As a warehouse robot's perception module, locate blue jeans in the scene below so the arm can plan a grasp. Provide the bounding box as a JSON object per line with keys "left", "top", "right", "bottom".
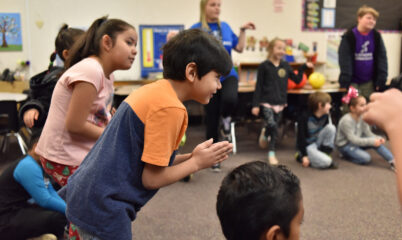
{"left": 306, "top": 124, "right": 336, "bottom": 168}
{"left": 338, "top": 144, "right": 394, "bottom": 165}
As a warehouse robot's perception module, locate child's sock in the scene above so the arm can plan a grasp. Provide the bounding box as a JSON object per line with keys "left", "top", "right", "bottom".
{"left": 222, "top": 116, "right": 232, "bottom": 132}
{"left": 268, "top": 151, "right": 278, "bottom": 165}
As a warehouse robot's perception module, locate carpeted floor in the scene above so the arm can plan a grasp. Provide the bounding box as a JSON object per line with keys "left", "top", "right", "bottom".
{"left": 1, "top": 122, "right": 401, "bottom": 239}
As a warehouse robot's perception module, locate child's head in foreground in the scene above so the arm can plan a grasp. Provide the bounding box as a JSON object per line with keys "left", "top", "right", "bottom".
{"left": 308, "top": 91, "right": 332, "bottom": 115}
{"left": 162, "top": 28, "right": 232, "bottom": 82}
{"left": 217, "top": 161, "right": 303, "bottom": 240}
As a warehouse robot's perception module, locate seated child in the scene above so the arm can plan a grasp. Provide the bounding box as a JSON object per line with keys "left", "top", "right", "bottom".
{"left": 296, "top": 91, "right": 338, "bottom": 169}
{"left": 0, "top": 130, "right": 67, "bottom": 240}
{"left": 216, "top": 161, "right": 304, "bottom": 240}
{"left": 63, "top": 29, "right": 234, "bottom": 240}
{"left": 336, "top": 89, "right": 395, "bottom": 170}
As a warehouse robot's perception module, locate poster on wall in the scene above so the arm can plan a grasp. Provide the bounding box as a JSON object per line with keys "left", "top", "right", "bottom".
{"left": 326, "top": 32, "right": 342, "bottom": 81}
{"left": 0, "top": 13, "right": 22, "bottom": 51}
{"left": 302, "top": 0, "right": 402, "bottom": 32}
{"left": 140, "top": 25, "right": 184, "bottom": 78}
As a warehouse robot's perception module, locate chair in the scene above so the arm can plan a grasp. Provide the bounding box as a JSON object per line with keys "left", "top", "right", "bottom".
{"left": 0, "top": 100, "right": 28, "bottom": 155}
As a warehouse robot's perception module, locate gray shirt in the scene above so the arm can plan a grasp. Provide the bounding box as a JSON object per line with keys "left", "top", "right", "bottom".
{"left": 335, "top": 113, "right": 377, "bottom": 147}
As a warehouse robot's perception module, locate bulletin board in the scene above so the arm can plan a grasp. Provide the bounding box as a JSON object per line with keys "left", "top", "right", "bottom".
{"left": 302, "top": 0, "right": 402, "bottom": 32}
{"left": 139, "top": 25, "right": 184, "bottom": 78}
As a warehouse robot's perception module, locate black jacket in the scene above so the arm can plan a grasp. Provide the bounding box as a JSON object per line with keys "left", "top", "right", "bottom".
{"left": 338, "top": 27, "right": 388, "bottom": 91}
{"left": 19, "top": 66, "right": 63, "bottom": 129}
{"left": 252, "top": 60, "right": 307, "bottom": 106}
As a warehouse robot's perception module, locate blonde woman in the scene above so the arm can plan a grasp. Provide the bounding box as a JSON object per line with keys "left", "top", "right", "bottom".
{"left": 190, "top": 0, "right": 255, "bottom": 171}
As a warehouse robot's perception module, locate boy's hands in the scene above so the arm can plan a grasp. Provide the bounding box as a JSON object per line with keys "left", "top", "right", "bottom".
{"left": 251, "top": 107, "right": 260, "bottom": 116}
{"left": 23, "top": 109, "right": 39, "bottom": 128}
{"left": 192, "top": 139, "right": 233, "bottom": 170}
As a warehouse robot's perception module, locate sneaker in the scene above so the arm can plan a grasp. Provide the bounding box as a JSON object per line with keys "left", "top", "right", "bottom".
{"left": 328, "top": 160, "right": 338, "bottom": 169}
{"left": 268, "top": 155, "right": 279, "bottom": 165}
{"left": 211, "top": 163, "right": 221, "bottom": 172}
{"left": 295, "top": 151, "right": 302, "bottom": 163}
{"left": 180, "top": 174, "right": 193, "bottom": 182}
{"left": 220, "top": 129, "right": 232, "bottom": 142}
{"left": 258, "top": 128, "right": 269, "bottom": 149}
{"left": 27, "top": 233, "right": 57, "bottom": 240}
{"left": 390, "top": 162, "right": 396, "bottom": 172}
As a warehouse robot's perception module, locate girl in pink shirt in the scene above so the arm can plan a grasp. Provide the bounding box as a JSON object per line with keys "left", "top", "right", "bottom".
{"left": 36, "top": 16, "right": 138, "bottom": 187}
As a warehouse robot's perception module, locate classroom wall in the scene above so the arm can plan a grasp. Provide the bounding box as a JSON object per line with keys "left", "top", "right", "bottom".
{"left": 0, "top": 0, "right": 400, "bottom": 82}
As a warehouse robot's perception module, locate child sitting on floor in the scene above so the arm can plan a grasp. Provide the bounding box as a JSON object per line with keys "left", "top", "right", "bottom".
{"left": 0, "top": 130, "right": 67, "bottom": 240}
{"left": 296, "top": 91, "right": 338, "bottom": 169}
{"left": 336, "top": 87, "right": 395, "bottom": 170}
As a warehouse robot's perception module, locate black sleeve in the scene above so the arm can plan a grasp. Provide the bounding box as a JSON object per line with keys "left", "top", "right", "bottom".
{"left": 252, "top": 63, "right": 266, "bottom": 107}
{"left": 338, "top": 35, "right": 353, "bottom": 89}
{"left": 19, "top": 99, "right": 47, "bottom": 127}
{"left": 375, "top": 35, "right": 388, "bottom": 91}
{"left": 296, "top": 113, "right": 309, "bottom": 157}
{"left": 287, "top": 63, "right": 307, "bottom": 84}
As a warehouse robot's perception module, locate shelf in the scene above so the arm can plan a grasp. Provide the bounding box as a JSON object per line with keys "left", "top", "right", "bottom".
{"left": 237, "top": 61, "right": 325, "bottom": 85}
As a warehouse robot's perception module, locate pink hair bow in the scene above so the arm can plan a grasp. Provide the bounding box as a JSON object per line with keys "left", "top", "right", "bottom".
{"left": 342, "top": 86, "right": 359, "bottom": 104}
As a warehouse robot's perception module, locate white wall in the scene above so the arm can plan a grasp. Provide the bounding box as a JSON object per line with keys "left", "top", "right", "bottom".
{"left": 0, "top": 0, "right": 400, "bottom": 82}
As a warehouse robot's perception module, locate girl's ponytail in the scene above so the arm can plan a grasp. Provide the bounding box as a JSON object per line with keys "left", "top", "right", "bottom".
{"left": 48, "top": 51, "right": 57, "bottom": 70}
{"left": 65, "top": 16, "right": 108, "bottom": 69}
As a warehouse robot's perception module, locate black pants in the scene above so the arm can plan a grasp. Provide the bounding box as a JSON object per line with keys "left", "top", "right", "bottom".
{"left": 205, "top": 76, "right": 238, "bottom": 142}
{"left": 0, "top": 205, "right": 67, "bottom": 240}
{"left": 261, "top": 106, "right": 282, "bottom": 151}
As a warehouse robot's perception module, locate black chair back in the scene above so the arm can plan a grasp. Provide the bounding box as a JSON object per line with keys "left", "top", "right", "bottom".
{"left": 0, "top": 100, "right": 20, "bottom": 133}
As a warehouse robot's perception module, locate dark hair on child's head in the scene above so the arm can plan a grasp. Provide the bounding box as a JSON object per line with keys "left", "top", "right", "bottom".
{"left": 65, "top": 16, "right": 135, "bottom": 69}
{"left": 162, "top": 29, "right": 232, "bottom": 81}
{"left": 48, "top": 24, "right": 85, "bottom": 69}
{"left": 308, "top": 91, "right": 332, "bottom": 113}
{"left": 28, "top": 129, "right": 42, "bottom": 150}
{"left": 217, "top": 161, "right": 302, "bottom": 240}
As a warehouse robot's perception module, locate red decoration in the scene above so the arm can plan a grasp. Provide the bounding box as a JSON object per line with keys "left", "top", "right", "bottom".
{"left": 288, "top": 70, "right": 307, "bottom": 89}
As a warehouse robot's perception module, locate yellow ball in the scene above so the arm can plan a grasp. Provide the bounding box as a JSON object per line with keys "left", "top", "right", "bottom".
{"left": 308, "top": 72, "right": 325, "bottom": 89}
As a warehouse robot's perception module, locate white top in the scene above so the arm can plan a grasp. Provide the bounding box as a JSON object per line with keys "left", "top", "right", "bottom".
{"left": 0, "top": 92, "right": 28, "bottom": 102}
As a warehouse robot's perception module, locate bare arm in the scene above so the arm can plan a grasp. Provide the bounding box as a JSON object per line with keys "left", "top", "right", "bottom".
{"left": 173, "top": 153, "right": 192, "bottom": 165}
{"left": 142, "top": 140, "right": 232, "bottom": 190}
{"left": 65, "top": 81, "right": 104, "bottom": 140}
{"left": 363, "top": 89, "right": 402, "bottom": 205}
{"left": 234, "top": 22, "right": 256, "bottom": 53}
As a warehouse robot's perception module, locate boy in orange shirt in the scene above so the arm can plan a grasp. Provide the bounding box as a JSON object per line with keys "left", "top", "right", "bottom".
{"left": 64, "top": 29, "right": 233, "bottom": 240}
